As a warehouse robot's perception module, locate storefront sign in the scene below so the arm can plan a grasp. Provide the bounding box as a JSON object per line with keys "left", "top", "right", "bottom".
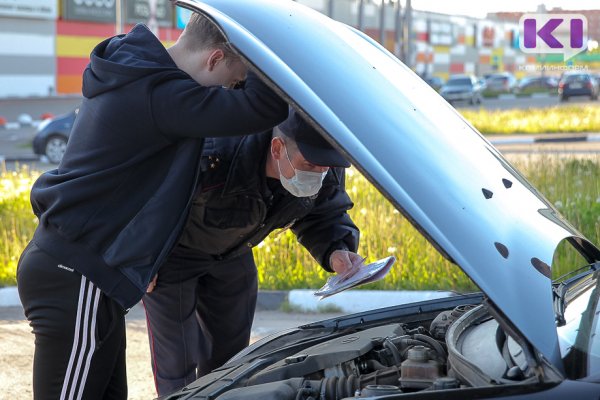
{"left": 64, "top": 0, "right": 116, "bottom": 23}
{"left": 0, "top": 0, "right": 56, "bottom": 19}
{"left": 126, "top": 0, "right": 173, "bottom": 27}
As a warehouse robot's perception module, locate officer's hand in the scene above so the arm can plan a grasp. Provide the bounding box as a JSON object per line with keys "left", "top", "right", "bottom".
{"left": 146, "top": 274, "right": 158, "bottom": 293}
{"left": 329, "top": 250, "right": 365, "bottom": 276}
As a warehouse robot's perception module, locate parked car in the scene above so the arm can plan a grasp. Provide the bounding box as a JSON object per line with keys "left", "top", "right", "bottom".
{"left": 558, "top": 72, "right": 599, "bottom": 101}
{"left": 422, "top": 76, "right": 444, "bottom": 92}
{"left": 439, "top": 74, "right": 483, "bottom": 104}
{"left": 516, "top": 76, "right": 559, "bottom": 93}
{"left": 165, "top": 1, "right": 600, "bottom": 399}
{"left": 484, "top": 72, "right": 518, "bottom": 93}
{"left": 32, "top": 108, "right": 77, "bottom": 164}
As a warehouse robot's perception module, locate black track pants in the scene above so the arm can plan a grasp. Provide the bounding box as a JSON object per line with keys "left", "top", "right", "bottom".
{"left": 17, "top": 242, "right": 128, "bottom": 400}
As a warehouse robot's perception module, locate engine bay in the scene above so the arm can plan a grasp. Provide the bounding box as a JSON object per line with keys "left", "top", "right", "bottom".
{"left": 168, "top": 302, "right": 558, "bottom": 399}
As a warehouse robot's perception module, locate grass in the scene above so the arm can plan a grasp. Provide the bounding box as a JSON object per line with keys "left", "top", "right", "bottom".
{"left": 1, "top": 156, "right": 599, "bottom": 292}
{"left": 460, "top": 105, "right": 600, "bottom": 134}
{"left": 482, "top": 88, "right": 558, "bottom": 98}
{"left": 0, "top": 164, "right": 40, "bottom": 287}
{"left": 515, "top": 88, "right": 558, "bottom": 97}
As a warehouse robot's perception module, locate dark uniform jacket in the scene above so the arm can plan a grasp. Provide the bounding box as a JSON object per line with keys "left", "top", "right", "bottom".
{"left": 174, "top": 132, "right": 359, "bottom": 271}
{"left": 28, "top": 25, "right": 287, "bottom": 309}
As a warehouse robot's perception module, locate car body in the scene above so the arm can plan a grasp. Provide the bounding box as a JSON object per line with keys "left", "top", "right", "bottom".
{"left": 165, "top": 1, "right": 600, "bottom": 398}
{"left": 439, "top": 74, "right": 483, "bottom": 104}
{"left": 484, "top": 72, "right": 518, "bottom": 93}
{"left": 32, "top": 108, "right": 77, "bottom": 164}
{"left": 558, "top": 72, "right": 599, "bottom": 101}
{"left": 422, "top": 76, "right": 444, "bottom": 92}
{"left": 516, "top": 76, "right": 559, "bottom": 93}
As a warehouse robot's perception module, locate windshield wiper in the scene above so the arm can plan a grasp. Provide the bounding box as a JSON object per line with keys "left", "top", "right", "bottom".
{"left": 552, "top": 262, "right": 599, "bottom": 284}
{"left": 552, "top": 282, "right": 567, "bottom": 327}
{"left": 552, "top": 262, "right": 599, "bottom": 327}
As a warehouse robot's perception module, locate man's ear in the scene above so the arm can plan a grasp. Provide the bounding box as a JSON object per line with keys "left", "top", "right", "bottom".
{"left": 271, "top": 137, "right": 283, "bottom": 160}
{"left": 207, "top": 48, "right": 225, "bottom": 71}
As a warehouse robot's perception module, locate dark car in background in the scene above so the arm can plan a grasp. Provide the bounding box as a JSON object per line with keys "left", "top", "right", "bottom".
{"left": 423, "top": 76, "right": 444, "bottom": 92}
{"left": 558, "top": 72, "right": 599, "bottom": 101}
{"left": 439, "top": 74, "right": 483, "bottom": 104}
{"left": 516, "top": 76, "right": 559, "bottom": 94}
{"left": 484, "top": 72, "right": 518, "bottom": 93}
{"left": 32, "top": 108, "right": 77, "bottom": 164}
{"left": 163, "top": 1, "right": 600, "bottom": 399}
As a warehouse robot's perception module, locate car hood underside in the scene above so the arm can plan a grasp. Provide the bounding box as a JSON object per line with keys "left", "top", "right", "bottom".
{"left": 175, "top": 0, "right": 600, "bottom": 367}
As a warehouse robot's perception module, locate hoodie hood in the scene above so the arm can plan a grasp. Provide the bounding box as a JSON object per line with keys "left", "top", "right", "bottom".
{"left": 83, "top": 24, "right": 178, "bottom": 98}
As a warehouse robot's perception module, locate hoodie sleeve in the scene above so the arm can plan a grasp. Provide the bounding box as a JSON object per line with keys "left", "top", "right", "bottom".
{"left": 151, "top": 70, "right": 288, "bottom": 139}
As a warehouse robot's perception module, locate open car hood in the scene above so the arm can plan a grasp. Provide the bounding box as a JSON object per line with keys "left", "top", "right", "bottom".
{"left": 175, "top": 0, "right": 600, "bottom": 367}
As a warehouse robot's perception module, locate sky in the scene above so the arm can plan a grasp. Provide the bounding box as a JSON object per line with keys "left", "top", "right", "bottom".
{"left": 410, "top": 0, "right": 600, "bottom": 19}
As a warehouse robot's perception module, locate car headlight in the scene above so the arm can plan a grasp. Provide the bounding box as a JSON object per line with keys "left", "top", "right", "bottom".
{"left": 36, "top": 118, "right": 52, "bottom": 132}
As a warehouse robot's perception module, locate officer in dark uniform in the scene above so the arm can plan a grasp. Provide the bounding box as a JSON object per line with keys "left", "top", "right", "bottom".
{"left": 143, "top": 108, "right": 361, "bottom": 396}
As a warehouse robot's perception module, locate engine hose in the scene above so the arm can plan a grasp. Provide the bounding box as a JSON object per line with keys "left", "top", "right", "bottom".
{"left": 384, "top": 338, "right": 402, "bottom": 365}
{"left": 392, "top": 337, "right": 430, "bottom": 350}
{"left": 303, "top": 368, "right": 402, "bottom": 399}
{"left": 296, "top": 381, "right": 319, "bottom": 400}
{"left": 364, "top": 359, "right": 387, "bottom": 371}
{"left": 413, "top": 333, "right": 447, "bottom": 360}
{"left": 326, "top": 376, "right": 338, "bottom": 398}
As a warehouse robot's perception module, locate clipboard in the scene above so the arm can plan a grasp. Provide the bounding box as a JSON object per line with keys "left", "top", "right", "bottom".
{"left": 314, "top": 256, "right": 396, "bottom": 299}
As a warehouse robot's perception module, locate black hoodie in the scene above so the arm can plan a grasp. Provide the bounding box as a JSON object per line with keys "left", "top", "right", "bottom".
{"left": 29, "top": 25, "right": 287, "bottom": 309}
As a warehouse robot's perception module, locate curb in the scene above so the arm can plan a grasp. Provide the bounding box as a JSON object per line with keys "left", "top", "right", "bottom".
{"left": 1, "top": 133, "right": 597, "bottom": 165}
{"left": 289, "top": 289, "right": 455, "bottom": 313}
{"left": 0, "top": 286, "right": 454, "bottom": 312}
{"left": 488, "top": 132, "right": 600, "bottom": 146}
{"left": 0, "top": 155, "right": 42, "bottom": 163}
{"left": 0, "top": 118, "right": 42, "bottom": 130}
{"left": 497, "top": 94, "right": 517, "bottom": 100}
{"left": 0, "top": 287, "right": 291, "bottom": 309}
{"left": 0, "top": 287, "right": 20, "bottom": 307}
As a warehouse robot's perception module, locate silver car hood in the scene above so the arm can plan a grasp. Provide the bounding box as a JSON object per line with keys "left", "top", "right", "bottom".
{"left": 177, "top": 0, "right": 600, "bottom": 367}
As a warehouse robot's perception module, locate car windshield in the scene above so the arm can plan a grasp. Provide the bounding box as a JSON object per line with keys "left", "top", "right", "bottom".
{"left": 564, "top": 74, "right": 588, "bottom": 83}
{"left": 447, "top": 78, "right": 472, "bottom": 86}
{"left": 557, "top": 267, "right": 600, "bottom": 380}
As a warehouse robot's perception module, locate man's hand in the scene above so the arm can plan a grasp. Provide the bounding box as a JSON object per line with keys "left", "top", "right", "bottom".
{"left": 329, "top": 250, "right": 365, "bottom": 276}
{"left": 146, "top": 274, "right": 158, "bottom": 293}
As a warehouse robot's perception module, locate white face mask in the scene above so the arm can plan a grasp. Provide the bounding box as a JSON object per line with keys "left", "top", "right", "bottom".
{"left": 277, "top": 145, "right": 327, "bottom": 197}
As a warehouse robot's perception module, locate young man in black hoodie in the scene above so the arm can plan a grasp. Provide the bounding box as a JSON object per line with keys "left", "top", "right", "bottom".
{"left": 16, "top": 12, "right": 287, "bottom": 399}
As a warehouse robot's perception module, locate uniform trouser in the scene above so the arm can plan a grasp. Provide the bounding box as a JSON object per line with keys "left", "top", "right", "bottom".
{"left": 17, "top": 242, "right": 128, "bottom": 400}
{"left": 142, "top": 250, "right": 258, "bottom": 397}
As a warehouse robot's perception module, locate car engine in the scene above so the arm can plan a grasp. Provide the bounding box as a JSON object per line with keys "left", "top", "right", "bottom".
{"left": 169, "top": 303, "right": 554, "bottom": 399}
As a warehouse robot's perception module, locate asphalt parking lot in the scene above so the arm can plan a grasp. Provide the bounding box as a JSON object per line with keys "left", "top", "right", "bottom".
{"left": 0, "top": 303, "right": 343, "bottom": 399}
{"left": 1, "top": 95, "right": 599, "bottom": 399}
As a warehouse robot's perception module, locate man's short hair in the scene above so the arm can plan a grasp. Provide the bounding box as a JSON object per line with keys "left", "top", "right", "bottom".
{"left": 181, "top": 12, "right": 240, "bottom": 63}
{"left": 273, "top": 126, "right": 298, "bottom": 152}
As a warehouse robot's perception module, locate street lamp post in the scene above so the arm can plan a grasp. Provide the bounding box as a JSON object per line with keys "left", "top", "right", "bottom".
{"left": 357, "top": 0, "right": 364, "bottom": 32}
{"left": 115, "top": 0, "right": 123, "bottom": 35}
{"left": 379, "top": 0, "right": 386, "bottom": 46}
{"left": 395, "top": 0, "right": 403, "bottom": 60}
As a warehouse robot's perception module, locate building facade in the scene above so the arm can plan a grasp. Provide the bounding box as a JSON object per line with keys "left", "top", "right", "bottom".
{"left": 0, "top": 0, "right": 597, "bottom": 98}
